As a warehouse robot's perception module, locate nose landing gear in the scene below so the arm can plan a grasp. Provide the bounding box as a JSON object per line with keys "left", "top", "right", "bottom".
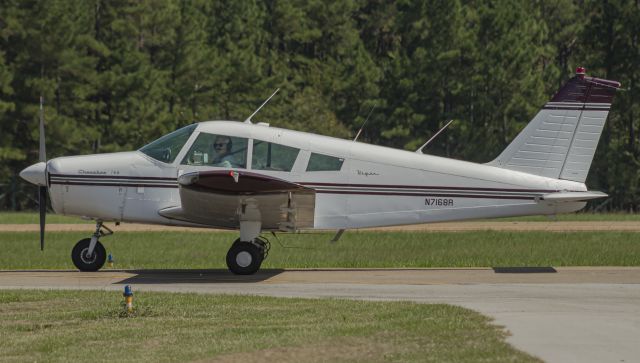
{"left": 71, "top": 221, "right": 112, "bottom": 271}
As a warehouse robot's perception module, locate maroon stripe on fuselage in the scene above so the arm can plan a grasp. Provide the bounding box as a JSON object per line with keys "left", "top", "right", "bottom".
{"left": 315, "top": 190, "right": 536, "bottom": 200}
{"left": 49, "top": 173, "right": 176, "bottom": 181}
{"left": 50, "top": 174, "right": 557, "bottom": 197}
{"left": 50, "top": 180, "right": 535, "bottom": 198}
{"left": 299, "top": 182, "right": 557, "bottom": 193}
{"left": 50, "top": 181, "right": 178, "bottom": 188}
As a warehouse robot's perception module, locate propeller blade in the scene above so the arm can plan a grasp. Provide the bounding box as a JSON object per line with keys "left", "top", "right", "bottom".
{"left": 38, "top": 96, "right": 47, "bottom": 250}
{"left": 39, "top": 185, "right": 46, "bottom": 251}
{"left": 39, "top": 96, "right": 46, "bottom": 162}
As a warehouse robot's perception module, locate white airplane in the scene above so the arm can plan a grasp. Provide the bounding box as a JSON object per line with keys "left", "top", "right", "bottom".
{"left": 20, "top": 67, "right": 620, "bottom": 274}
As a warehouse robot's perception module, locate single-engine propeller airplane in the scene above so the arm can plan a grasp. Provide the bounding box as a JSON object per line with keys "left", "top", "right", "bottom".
{"left": 20, "top": 67, "right": 621, "bottom": 274}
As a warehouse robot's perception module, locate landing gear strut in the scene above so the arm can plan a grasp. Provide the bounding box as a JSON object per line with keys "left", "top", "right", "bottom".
{"left": 226, "top": 236, "right": 270, "bottom": 275}
{"left": 71, "top": 221, "right": 112, "bottom": 271}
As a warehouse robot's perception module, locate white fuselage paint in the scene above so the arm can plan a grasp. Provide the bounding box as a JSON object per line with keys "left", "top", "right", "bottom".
{"left": 46, "top": 121, "right": 587, "bottom": 230}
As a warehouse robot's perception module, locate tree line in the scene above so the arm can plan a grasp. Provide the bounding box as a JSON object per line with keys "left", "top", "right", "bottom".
{"left": 0, "top": 0, "right": 638, "bottom": 211}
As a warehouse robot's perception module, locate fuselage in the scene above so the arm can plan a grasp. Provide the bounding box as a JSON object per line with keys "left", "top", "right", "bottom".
{"left": 44, "top": 121, "right": 587, "bottom": 229}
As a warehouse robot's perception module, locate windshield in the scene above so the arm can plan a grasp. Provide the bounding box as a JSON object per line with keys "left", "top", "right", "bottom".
{"left": 139, "top": 124, "right": 197, "bottom": 163}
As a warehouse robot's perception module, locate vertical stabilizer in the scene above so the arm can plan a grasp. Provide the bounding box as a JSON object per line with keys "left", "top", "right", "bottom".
{"left": 488, "top": 67, "right": 621, "bottom": 183}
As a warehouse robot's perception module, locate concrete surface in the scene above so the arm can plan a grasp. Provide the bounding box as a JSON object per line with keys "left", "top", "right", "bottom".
{"left": 0, "top": 267, "right": 638, "bottom": 363}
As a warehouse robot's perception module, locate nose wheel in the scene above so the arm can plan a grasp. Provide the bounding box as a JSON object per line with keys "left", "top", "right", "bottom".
{"left": 71, "top": 238, "right": 106, "bottom": 271}
{"left": 226, "top": 237, "right": 270, "bottom": 275}
{"left": 71, "top": 221, "right": 112, "bottom": 272}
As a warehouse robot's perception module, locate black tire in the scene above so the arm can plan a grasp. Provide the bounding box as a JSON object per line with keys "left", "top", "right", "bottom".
{"left": 71, "top": 238, "right": 106, "bottom": 272}
{"left": 226, "top": 241, "right": 263, "bottom": 275}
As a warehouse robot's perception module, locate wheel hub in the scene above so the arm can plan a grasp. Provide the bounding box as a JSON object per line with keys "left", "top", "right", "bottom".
{"left": 80, "top": 248, "right": 97, "bottom": 264}
{"left": 236, "top": 251, "right": 252, "bottom": 267}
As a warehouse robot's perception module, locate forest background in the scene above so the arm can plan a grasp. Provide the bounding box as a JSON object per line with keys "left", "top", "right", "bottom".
{"left": 0, "top": 0, "right": 638, "bottom": 211}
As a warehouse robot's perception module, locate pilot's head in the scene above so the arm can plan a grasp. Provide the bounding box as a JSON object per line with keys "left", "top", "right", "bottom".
{"left": 213, "top": 135, "right": 232, "bottom": 158}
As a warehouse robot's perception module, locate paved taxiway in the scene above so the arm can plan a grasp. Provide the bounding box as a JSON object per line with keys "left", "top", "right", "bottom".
{"left": 0, "top": 267, "right": 638, "bottom": 363}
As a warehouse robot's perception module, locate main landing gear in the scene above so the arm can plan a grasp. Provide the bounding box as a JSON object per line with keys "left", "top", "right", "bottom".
{"left": 225, "top": 214, "right": 270, "bottom": 275}
{"left": 71, "top": 221, "right": 112, "bottom": 272}
{"left": 226, "top": 236, "right": 270, "bottom": 275}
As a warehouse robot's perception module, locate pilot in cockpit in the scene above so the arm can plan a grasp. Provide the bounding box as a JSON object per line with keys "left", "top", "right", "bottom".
{"left": 211, "top": 135, "right": 234, "bottom": 168}
{"left": 183, "top": 133, "right": 246, "bottom": 168}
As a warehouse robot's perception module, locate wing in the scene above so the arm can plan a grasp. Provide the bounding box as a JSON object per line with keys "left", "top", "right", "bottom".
{"left": 159, "top": 170, "right": 315, "bottom": 231}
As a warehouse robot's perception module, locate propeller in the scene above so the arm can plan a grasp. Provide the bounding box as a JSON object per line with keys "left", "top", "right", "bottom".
{"left": 38, "top": 96, "right": 47, "bottom": 251}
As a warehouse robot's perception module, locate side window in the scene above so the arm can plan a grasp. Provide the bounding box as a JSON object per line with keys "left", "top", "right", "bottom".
{"left": 252, "top": 140, "right": 300, "bottom": 172}
{"left": 306, "top": 153, "right": 344, "bottom": 172}
{"left": 181, "top": 133, "right": 248, "bottom": 168}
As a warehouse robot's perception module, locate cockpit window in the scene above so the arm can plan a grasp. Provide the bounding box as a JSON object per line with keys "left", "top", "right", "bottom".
{"left": 181, "top": 132, "right": 248, "bottom": 168}
{"left": 252, "top": 140, "right": 300, "bottom": 172}
{"left": 139, "top": 124, "right": 197, "bottom": 163}
{"left": 306, "top": 153, "right": 344, "bottom": 171}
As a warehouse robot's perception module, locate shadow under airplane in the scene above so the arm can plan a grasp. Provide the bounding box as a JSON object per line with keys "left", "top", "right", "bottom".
{"left": 116, "top": 268, "right": 285, "bottom": 285}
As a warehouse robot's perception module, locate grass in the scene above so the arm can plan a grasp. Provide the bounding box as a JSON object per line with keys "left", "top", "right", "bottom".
{"left": 1, "top": 211, "right": 639, "bottom": 224}
{"left": 0, "top": 230, "right": 638, "bottom": 270}
{"left": 0, "top": 289, "right": 538, "bottom": 363}
{"left": 0, "top": 212, "right": 90, "bottom": 224}
{"left": 492, "top": 213, "right": 640, "bottom": 222}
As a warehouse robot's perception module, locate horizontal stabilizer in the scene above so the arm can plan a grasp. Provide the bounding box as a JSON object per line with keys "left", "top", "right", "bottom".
{"left": 541, "top": 191, "right": 607, "bottom": 202}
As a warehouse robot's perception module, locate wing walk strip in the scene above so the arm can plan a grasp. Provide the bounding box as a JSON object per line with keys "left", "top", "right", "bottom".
{"left": 49, "top": 174, "right": 564, "bottom": 200}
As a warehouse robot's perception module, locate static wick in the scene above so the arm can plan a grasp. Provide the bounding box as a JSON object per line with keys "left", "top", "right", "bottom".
{"left": 123, "top": 285, "right": 134, "bottom": 313}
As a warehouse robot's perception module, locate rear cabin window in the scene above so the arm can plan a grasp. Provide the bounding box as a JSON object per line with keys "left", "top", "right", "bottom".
{"left": 252, "top": 140, "right": 300, "bottom": 172}
{"left": 306, "top": 153, "right": 344, "bottom": 171}
{"left": 181, "top": 133, "right": 248, "bottom": 168}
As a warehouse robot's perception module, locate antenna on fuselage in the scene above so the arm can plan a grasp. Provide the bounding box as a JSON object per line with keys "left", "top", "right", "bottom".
{"left": 353, "top": 104, "right": 376, "bottom": 142}
{"left": 244, "top": 88, "right": 280, "bottom": 124}
{"left": 416, "top": 119, "right": 454, "bottom": 154}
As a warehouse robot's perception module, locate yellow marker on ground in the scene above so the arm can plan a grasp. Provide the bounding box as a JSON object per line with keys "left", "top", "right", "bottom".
{"left": 123, "top": 285, "right": 133, "bottom": 312}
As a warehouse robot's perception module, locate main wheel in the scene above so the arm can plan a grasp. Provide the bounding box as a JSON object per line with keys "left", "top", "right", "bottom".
{"left": 226, "top": 240, "right": 264, "bottom": 275}
{"left": 71, "top": 238, "right": 106, "bottom": 272}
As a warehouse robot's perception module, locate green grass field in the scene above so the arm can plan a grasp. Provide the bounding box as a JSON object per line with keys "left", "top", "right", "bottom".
{"left": 491, "top": 212, "right": 640, "bottom": 221}
{"left": 0, "top": 212, "right": 90, "bottom": 224}
{"left": 1, "top": 211, "right": 639, "bottom": 224}
{"left": 0, "top": 289, "right": 538, "bottom": 363}
{"left": 0, "top": 230, "right": 638, "bottom": 270}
